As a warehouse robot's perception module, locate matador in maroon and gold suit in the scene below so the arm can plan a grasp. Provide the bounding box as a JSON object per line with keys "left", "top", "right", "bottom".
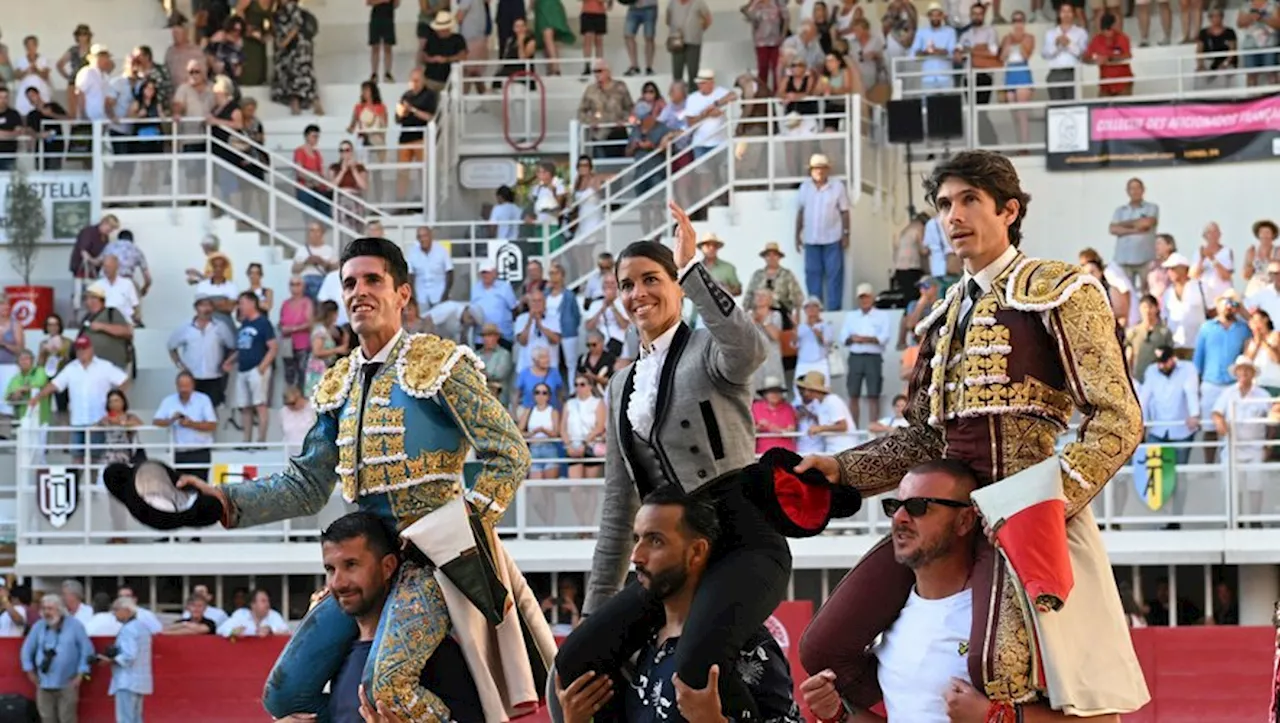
{"left": 800, "top": 246, "right": 1151, "bottom": 716}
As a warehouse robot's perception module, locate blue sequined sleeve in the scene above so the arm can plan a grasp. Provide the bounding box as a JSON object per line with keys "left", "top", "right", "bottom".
{"left": 224, "top": 413, "right": 341, "bottom": 528}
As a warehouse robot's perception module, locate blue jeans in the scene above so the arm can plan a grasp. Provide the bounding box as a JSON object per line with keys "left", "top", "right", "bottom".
{"left": 297, "top": 187, "right": 332, "bottom": 218}
{"left": 624, "top": 5, "right": 657, "bottom": 38}
{"left": 114, "top": 690, "right": 144, "bottom": 723}
{"left": 804, "top": 242, "right": 844, "bottom": 311}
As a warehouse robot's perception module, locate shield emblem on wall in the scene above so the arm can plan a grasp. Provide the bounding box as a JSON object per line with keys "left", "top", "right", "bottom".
{"left": 1132, "top": 445, "right": 1178, "bottom": 511}
{"left": 38, "top": 467, "right": 79, "bottom": 528}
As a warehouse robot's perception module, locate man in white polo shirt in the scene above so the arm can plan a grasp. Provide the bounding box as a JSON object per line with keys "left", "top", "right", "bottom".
{"left": 90, "top": 254, "right": 140, "bottom": 325}
{"left": 30, "top": 336, "right": 129, "bottom": 463}
{"left": 801, "top": 460, "right": 1123, "bottom": 723}
{"left": 153, "top": 371, "right": 218, "bottom": 481}
{"left": 75, "top": 44, "right": 118, "bottom": 124}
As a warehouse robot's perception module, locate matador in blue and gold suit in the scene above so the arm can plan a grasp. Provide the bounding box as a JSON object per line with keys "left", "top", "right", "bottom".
{"left": 219, "top": 329, "right": 554, "bottom": 722}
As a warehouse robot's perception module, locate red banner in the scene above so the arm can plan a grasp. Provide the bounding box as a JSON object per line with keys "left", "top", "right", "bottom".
{"left": 0, "top": 622, "right": 1269, "bottom": 722}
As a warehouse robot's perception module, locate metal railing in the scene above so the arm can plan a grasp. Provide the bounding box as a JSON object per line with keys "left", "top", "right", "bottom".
{"left": 11, "top": 399, "right": 1280, "bottom": 546}
{"left": 446, "top": 58, "right": 591, "bottom": 151}
{"left": 890, "top": 46, "right": 1280, "bottom": 153}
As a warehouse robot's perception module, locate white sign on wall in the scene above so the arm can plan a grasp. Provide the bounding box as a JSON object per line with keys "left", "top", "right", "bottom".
{"left": 489, "top": 241, "right": 525, "bottom": 283}
{"left": 0, "top": 172, "right": 96, "bottom": 244}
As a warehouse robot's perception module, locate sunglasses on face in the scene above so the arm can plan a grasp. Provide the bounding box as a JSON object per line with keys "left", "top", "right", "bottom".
{"left": 881, "top": 497, "right": 972, "bottom": 518}
{"left": 576, "top": 381, "right": 590, "bottom": 387}
{"left": 535, "top": 390, "right": 550, "bottom": 396}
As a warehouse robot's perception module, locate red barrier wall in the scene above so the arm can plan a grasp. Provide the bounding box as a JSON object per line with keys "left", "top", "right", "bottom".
{"left": 0, "top": 625, "right": 1271, "bottom": 722}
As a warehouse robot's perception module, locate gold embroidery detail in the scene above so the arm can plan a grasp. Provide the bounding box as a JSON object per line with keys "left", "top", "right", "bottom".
{"left": 313, "top": 356, "right": 354, "bottom": 410}
{"left": 1008, "top": 259, "right": 1081, "bottom": 308}
{"left": 998, "top": 416, "right": 1060, "bottom": 480}
{"left": 367, "top": 372, "right": 396, "bottom": 405}
{"left": 986, "top": 572, "right": 1036, "bottom": 703}
{"left": 400, "top": 335, "right": 460, "bottom": 396}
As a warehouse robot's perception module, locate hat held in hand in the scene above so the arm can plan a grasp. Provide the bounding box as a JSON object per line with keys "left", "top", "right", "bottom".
{"left": 743, "top": 447, "right": 862, "bottom": 538}
{"left": 104, "top": 461, "right": 226, "bottom": 530}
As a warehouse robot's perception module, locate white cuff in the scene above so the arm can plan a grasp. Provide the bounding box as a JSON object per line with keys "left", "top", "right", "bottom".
{"left": 677, "top": 254, "right": 704, "bottom": 283}
{"left": 401, "top": 496, "right": 474, "bottom": 566}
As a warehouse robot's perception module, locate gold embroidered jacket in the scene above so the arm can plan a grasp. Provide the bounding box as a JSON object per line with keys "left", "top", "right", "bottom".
{"left": 835, "top": 255, "right": 1142, "bottom": 516}
{"left": 224, "top": 333, "right": 530, "bottom": 531}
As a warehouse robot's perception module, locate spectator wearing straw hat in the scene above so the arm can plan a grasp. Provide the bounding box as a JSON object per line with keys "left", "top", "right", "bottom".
{"left": 476, "top": 324, "right": 515, "bottom": 407}
{"left": 794, "top": 296, "right": 833, "bottom": 395}
{"left": 420, "top": 11, "right": 468, "bottom": 92}
{"left": 909, "top": 2, "right": 958, "bottom": 90}
{"left": 795, "top": 153, "right": 849, "bottom": 311}
{"left": 1211, "top": 354, "right": 1274, "bottom": 521}
{"left": 746, "top": 241, "right": 805, "bottom": 323}
{"left": 838, "top": 282, "right": 891, "bottom": 428}
{"left": 698, "top": 233, "right": 741, "bottom": 295}
{"left": 753, "top": 375, "right": 798, "bottom": 453}
{"left": 794, "top": 370, "right": 856, "bottom": 455}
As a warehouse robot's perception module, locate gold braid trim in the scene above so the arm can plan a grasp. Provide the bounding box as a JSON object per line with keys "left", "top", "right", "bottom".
{"left": 311, "top": 355, "right": 356, "bottom": 412}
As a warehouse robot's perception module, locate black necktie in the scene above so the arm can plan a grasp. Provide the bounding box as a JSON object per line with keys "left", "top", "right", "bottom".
{"left": 354, "top": 362, "right": 383, "bottom": 483}
{"left": 956, "top": 279, "right": 983, "bottom": 336}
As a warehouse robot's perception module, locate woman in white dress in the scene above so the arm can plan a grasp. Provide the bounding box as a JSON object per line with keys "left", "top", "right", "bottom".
{"left": 561, "top": 372, "right": 606, "bottom": 529}
{"left": 570, "top": 156, "right": 607, "bottom": 246}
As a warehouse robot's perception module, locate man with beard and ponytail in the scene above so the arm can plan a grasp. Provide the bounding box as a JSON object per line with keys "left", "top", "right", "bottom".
{"left": 796, "top": 150, "right": 1149, "bottom": 721}
{"left": 556, "top": 486, "right": 803, "bottom": 723}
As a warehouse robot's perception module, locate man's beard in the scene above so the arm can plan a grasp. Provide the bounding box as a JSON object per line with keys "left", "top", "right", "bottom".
{"left": 636, "top": 563, "right": 689, "bottom": 600}
{"left": 893, "top": 518, "right": 960, "bottom": 569}
{"left": 335, "top": 584, "right": 387, "bottom": 618}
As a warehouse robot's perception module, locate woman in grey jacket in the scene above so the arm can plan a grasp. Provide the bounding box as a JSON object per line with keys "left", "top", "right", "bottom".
{"left": 555, "top": 203, "right": 791, "bottom": 721}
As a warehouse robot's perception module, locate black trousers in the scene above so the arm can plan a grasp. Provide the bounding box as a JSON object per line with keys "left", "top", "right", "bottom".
{"left": 556, "top": 479, "right": 792, "bottom": 720}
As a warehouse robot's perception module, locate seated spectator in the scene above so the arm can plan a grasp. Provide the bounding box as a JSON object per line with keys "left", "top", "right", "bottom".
{"left": 576, "top": 330, "right": 616, "bottom": 394}
{"left": 753, "top": 376, "right": 798, "bottom": 453}
{"left": 562, "top": 374, "right": 605, "bottom": 525}
{"left": 794, "top": 371, "right": 856, "bottom": 454}
{"left": 1086, "top": 13, "right": 1133, "bottom": 97}
{"left": 516, "top": 346, "right": 565, "bottom": 411}
{"left": 1127, "top": 294, "right": 1174, "bottom": 381}
{"left": 868, "top": 393, "right": 910, "bottom": 433}
{"left": 217, "top": 589, "right": 289, "bottom": 637}
{"left": 477, "top": 324, "right": 515, "bottom": 407}
{"left": 521, "top": 382, "right": 562, "bottom": 525}
{"left": 577, "top": 59, "right": 634, "bottom": 158}
{"left": 96, "top": 390, "right": 144, "bottom": 537}
{"left": 85, "top": 592, "right": 122, "bottom": 636}
{"left": 164, "top": 595, "right": 218, "bottom": 635}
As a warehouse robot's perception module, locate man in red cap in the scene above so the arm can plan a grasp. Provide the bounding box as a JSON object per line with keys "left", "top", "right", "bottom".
{"left": 796, "top": 150, "right": 1148, "bottom": 720}
{"left": 29, "top": 335, "right": 129, "bottom": 464}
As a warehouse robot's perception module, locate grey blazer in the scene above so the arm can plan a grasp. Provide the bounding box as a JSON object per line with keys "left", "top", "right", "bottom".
{"left": 584, "top": 261, "right": 768, "bottom": 614}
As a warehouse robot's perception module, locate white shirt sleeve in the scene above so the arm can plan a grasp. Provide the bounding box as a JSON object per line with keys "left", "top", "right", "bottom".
{"left": 266, "top": 610, "right": 291, "bottom": 634}
{"left": 107, "top": 363, "right": 129, "bottom": 387}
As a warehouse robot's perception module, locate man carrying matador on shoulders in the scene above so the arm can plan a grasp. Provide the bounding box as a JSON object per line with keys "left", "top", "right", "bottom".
{"left": 797, "top": 150, "right": 1150, "bottom": 721}
{"left": 104, "top": 237, "right": 556, "bottom": 723}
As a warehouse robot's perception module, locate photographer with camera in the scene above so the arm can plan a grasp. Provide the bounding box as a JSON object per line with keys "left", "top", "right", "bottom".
{"left": 19, "top": 594, "right": 93, "bottom": 723}
{"left": 97, "top": 596, "right": 153, "bottom": 723}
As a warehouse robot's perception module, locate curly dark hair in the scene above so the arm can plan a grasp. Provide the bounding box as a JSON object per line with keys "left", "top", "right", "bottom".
{"left": 923, "top": 151, "right": 1031, "bottom": 248}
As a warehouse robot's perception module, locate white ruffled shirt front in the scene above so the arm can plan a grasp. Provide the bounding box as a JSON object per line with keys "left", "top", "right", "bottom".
{"left": 627, "top": 322, "right": 681, "bottom": 440}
